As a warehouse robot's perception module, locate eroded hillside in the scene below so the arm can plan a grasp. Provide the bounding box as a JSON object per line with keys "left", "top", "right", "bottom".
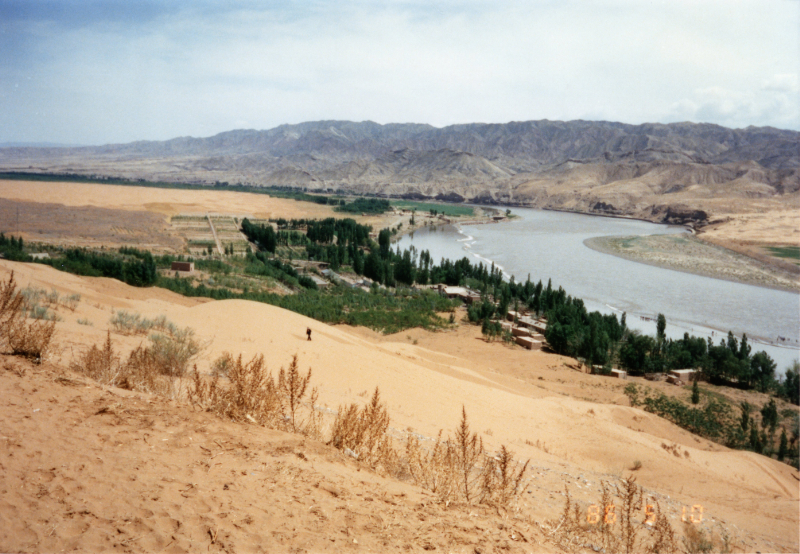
{"left": 2, "top": 120, "right": 797, "bottom": 229}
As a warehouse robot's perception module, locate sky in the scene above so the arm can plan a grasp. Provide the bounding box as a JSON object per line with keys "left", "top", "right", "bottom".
{"left": 1, "top": 0, "right": 798, "bottom": 146}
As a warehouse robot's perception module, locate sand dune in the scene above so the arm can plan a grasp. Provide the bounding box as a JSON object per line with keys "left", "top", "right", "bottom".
{"left": 2, "top": 259, "right": 798, "bottom": 552}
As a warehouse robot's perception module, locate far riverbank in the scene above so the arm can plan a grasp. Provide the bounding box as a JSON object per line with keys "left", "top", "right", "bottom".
{"left": 584, "top": 234, "right": 799, "bottom": 293}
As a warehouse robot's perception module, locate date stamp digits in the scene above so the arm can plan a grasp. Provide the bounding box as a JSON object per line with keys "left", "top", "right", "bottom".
{"left": 586, "top": 504, "right": 703, "bottom": 525}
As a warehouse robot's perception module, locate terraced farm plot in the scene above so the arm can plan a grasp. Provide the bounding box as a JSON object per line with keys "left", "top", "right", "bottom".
{"left": 171, "top": 213, "right": 252, "bottom": 255}
{"left": 171, "top": 214, "right": 217, "bottom": 254}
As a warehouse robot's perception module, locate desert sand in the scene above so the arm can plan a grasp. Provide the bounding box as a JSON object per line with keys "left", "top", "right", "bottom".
{"left": 0, "top": 180, "right": 340, "bottom": 220}
{"left": 1, "top": 259, "right": 798, "bottom": 553}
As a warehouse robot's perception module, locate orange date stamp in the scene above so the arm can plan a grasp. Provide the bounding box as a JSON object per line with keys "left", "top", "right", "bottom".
{"left": 586, "top": 504, "right": 703, "bottom": 524}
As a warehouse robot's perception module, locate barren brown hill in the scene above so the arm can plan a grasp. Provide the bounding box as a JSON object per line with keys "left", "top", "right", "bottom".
{"left": 2, "top": 120, "right": 797, "bottom": 229}
{"left": 1, "top": 259, "right": 798, "bottom": 553}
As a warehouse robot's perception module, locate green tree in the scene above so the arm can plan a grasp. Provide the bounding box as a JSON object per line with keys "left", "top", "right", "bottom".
{"left": 778, "top": 362, "right": 800, "bottom": 405}
{"left": 751, "top": 351, "right": 777, "bottom": 392}
{"left": 740, "top": 401, "right": 751, "bottom": 431}
{"left": 656, "top": 313, "right": 666, "bottom": 343}
{"left": 378, "top": 228, "right": 392, "bottom": 259}
{"left": 691, "top": 377, "right": 700, "bottom": 404}
{"left": 749, "top": 425, "right": 763, "bottom": 453}
{"left": 778, "top": 429, "right": 788, "bottom": 461}
{"left": 761, "top": 398, "right": 778, "bottom": 435}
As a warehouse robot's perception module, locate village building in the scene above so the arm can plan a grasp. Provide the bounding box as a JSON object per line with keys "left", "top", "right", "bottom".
{"left": 669, "top": 369, "right": 698, "bottom": 382}
{"left": 514, "top": 336, "right": 542, "bottom": 350}
{"left": 170, "top": 261, "right": 194, "bottom": 273}
{"left": 438, "top": 285, "right": 480, "bottom": 304}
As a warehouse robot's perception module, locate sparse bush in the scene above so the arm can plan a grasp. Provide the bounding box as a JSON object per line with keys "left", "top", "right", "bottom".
{"left": 189, "top": 353, "right": 320, "bottom": 438}
{"left": 211, "top": 351, "right": 235, "bottom": 376}
{"left": 480, "top": 445, "right": 529, "bottom": 507}
{"left": 71, "top": 331, "right": 120, "bottom": 384}
{"left": 109, "top": 310, "right": 145, "bottom": 335}
{"left": 329, "top": 387, "right": 394, "bottom": 470}
{"left": 20, "top": 285, "right": 80, "bottom": 312}
{"left": 0, "top": 273, "right": 56, "bottom": 362}
{"left": 277, "top": 354, "right": 316, "bottom": 434}
{"left": 77, "top": 318, "right": 93, "bottom": 326}
{"left": 547, "top": 476, "right": 680, "bottom": 554}
{"left": 682, "top": 521, "right": 714, "bottom": 553}
{"left": 70, "top": 331, "right": 183, "bottom": 397}
{"left": 631, "top": 460, "right": 643, "bottom": 471}
{"left": 189, "top": 354, "right": 281, "bottom": 426}
{"left": 148, "top": 327, "right": 202, "bottom": 377}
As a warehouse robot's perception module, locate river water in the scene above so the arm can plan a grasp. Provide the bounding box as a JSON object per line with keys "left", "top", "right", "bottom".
{"left": 397, "top": 208, "right": 800, "bottom": 371}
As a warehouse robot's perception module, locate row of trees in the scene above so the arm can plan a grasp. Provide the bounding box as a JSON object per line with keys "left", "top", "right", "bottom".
{"left": 0, "top": 234, "right": 31, "bottom": 262}
{"left": 334, "top": 198, "right": 391, "bottom": 214}
{"left": 41, "top": 248, "right": 158, "bottom": 287}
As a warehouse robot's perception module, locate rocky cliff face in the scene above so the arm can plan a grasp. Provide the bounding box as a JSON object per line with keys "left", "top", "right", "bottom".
{"left": 1, "top": 119, "right": 797, "bottom": 222}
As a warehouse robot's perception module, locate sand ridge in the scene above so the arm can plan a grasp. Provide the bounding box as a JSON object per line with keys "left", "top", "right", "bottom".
{"left": 1, "top": 259, "right": 798, "bottom": 552}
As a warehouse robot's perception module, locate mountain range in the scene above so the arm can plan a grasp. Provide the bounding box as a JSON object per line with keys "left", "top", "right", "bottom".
{"left": 2, "top": 119, "right": 798, "bottom": 224}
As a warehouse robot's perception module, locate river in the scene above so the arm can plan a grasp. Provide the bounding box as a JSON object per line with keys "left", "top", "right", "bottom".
{"left": 396, "top": 208, "right": 800, "bottom": 372}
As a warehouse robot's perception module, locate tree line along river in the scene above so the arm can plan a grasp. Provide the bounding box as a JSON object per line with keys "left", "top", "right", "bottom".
{"left": 397, "top": 207, "right": 800, "bottom": 372}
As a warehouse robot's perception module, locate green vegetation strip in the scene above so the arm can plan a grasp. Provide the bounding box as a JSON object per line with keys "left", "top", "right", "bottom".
{"left": 765, "top": 245, "right": 800, "bottom": 261}
{"left": 391, "top": 200, "right": 474, "bottom": 217}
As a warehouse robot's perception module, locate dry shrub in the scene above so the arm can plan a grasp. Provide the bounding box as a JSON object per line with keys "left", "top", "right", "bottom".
{"left": 406, "top": 430, "right": 456, "bottom": 499}
{"left": 454, "top": 406, "right": 485, "bottom": 503}
{"left": 0, "top": 272, "right": 56, "bottom": 362}
{"left": 188, "top": 353, "right": 320, "bottom": 438}
{"left": 616, "top": 476, "right": 643, "bottom": 554}
{"left": 548, "top": 476, "right": 679, "bottom": 554}
{"left": 189, "top": 354, "right": 280, "bottom": 426}
{"left": 682, "top": 521, "right": 714, "bottom": 554}
{"left": 148, "top": 327, "right": 202, "bottom": 377}
{"left": 278, "top": 354, "right": 315, "bottom": 433}
{"left": 70, "top": 331, "right": 182, "bottom": 398}
{"left": 119, "top": 345, "right": 182, "bottom": 397}
{"left": 71, "top": 331, "right": 120, "bottom": 384}
{"left": 682, "top": 521, "right": 740, "bottom": 554}
{"left": 211, "top": 351, "right": 235, "bottom": 376}
{"left": 0, "top": 272, "right": 24, "bottom": 331}
{"left": 480, "top": 445, "right": 530, "bottom": 507}
{"left": 648, "top": 500, "right": 678, "bottom": 554}
{"left": 404, "top": 408, "right": 528, "bottom": 508}
{"left": 329, "top": 387, "right": 395, "bottom": 470}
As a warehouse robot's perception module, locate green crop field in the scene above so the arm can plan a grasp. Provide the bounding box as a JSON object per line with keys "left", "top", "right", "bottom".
{"left": 765, "top": 245, "right": 800, "bottom": 264}
{"left": 391, "top": 200, "right": 474, "bottom": 217}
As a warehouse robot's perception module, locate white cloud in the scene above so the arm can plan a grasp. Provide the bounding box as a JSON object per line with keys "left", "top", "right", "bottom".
{"left": 667, "top": 75, "right": 800, "bottom": 129}
{"left": 1, "top": 0, "right": 798, "bottom": 144}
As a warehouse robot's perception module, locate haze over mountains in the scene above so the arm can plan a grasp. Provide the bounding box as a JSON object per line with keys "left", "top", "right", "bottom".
{"left": 2, "top": 120, "right": 798, "bottom": 224}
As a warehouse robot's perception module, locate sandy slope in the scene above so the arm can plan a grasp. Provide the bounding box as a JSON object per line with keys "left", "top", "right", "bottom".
{"left": 0, "top": 180, "right": 339, "bottom": 220}
{"left": 1, "top": 259, "right": 798, "bottom": 553}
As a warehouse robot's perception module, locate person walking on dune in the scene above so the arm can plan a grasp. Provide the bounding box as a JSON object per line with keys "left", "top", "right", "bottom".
{"left": 306, "top": 327, "right": 312, "bottom": 341}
